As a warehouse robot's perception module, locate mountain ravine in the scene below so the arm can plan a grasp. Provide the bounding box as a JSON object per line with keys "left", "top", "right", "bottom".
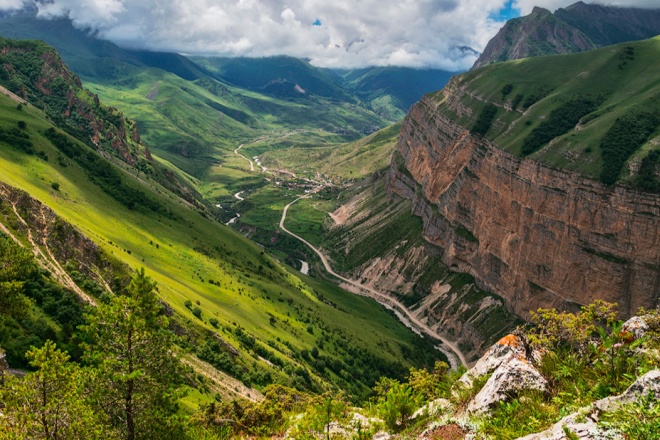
{"left": 387, "top": 86, "right": 660, "bottom": 320}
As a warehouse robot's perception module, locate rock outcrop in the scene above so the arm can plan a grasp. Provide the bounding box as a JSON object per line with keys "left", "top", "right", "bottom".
{"left": 457, "top": 334, "right": 547, "bottom": 414}
{"left": 388, "top": 93, "right": 660, "bottom": 319}
{"left": 473, "top": 1, "right": 660, "bottom": 69}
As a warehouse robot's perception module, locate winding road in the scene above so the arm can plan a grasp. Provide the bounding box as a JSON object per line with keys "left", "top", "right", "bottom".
{"left": 279, "top": 196, "right": 468, "bottom": 369}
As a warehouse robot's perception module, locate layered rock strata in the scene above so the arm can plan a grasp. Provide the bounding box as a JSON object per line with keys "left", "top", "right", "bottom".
{"left": 388, "top": 95, "right": 660, "bottom": 318}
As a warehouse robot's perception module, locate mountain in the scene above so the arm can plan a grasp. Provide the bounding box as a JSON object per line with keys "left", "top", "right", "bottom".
{"left": 473, "top": 1, "right": 660, "bottom": 68}
{"left": 385, "top": 37, "right": 660, "bottom": 320}
{"left": 338, "top": 67, "right": 456, "bottom": 121}
{"left": 192, "top": 55, "right": 352, "bottom": 101}
{"left": 0, "top": 37, "right": 443, "bottom": 402}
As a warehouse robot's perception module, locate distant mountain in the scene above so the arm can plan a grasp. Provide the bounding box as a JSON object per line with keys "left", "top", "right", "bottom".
{"left": 473, "top": 1, "right": 660, "bottom": 69}
{"left": 193, "top": 56, "right": 352, "bottom": 101}
{"left": 338, "top": 67, "right": 455, "bottom": 120}
{"left": 0, "top": 12, "right": 212, "bottom": 82}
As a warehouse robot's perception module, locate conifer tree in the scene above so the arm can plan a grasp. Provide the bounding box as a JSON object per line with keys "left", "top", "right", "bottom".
{"left": 0, "top": 341, "right": 107, "bottom": 439}
{"left": 82, "top": 268, "right": 183, "bottom": 440}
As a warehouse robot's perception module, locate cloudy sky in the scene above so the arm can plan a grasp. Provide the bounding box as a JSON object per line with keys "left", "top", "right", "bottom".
{"left": 0, "top": 0, "right": 658, "bottom": 70}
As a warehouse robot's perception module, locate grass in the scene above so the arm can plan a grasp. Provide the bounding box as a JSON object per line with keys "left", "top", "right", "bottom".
{"left": 0, "top": 93, "right": 443, "bottom": 399}
{"left": 440, "top": 36, "right": 660, "bottom": 186}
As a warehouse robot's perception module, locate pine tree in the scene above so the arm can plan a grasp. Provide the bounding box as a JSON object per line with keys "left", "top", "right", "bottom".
{"left": 82, "top": 268, "right": 184, "bottom": 440}
{"left": 0, "top": 341, "right": 107, "bottom": 439}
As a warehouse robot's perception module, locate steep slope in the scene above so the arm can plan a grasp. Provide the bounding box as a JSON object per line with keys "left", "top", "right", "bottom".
{"left": 0, "top": 40, "right": 444, "bottom": 400}
{"left": 388, "top": 37, "right": 660, "bottom": 319}
{"left": 473, "top": 1, "right": 660, "bottom": 68}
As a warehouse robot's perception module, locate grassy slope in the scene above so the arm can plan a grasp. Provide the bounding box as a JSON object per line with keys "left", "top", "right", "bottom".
{"left": 255, "top": 122, "right": 402, "bottom": 183}
{"left": 440, "top": 36, "right": 660, "bottom": 182}
{"left": 0, "top": 93, "right": 441, "bottom": 399}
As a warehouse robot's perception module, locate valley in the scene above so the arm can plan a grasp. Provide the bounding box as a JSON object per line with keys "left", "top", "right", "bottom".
{"left": 1, "top": 2, "right": 660, "bottom": 439}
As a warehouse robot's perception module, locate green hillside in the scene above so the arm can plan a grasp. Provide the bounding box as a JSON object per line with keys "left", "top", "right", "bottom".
{"left": 0, "top": 41, "right": 443, "bottom": 404}
{"left": 441, "top": 36, "right": 660, "bottom": 189}
{"left": 339, "top": 67, "right": 455, "bottom": 120}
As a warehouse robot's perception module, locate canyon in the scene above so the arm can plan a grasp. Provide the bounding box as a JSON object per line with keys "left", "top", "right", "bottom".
{"left": 387, "top": 87, "right": 660, "bottom": 319}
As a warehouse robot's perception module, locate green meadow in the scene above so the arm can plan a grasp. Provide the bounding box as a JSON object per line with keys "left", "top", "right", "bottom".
{"left": 0, "top": 92, "right": 442, "bottom": 401}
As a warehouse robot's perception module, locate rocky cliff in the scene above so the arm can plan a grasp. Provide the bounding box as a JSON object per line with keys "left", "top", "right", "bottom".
{"left": 474, "top": 1, "right": 660, "bottom": 69}
{"left": 387, "top": 92, "right": 660, "bottom": 319}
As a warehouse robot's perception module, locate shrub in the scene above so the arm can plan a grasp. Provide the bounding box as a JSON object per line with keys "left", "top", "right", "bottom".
{"left": 51, "top": 182, "right": 60, "bottom": 191}
{"left": 471, "top": 103, "right": 498, "bottom": 137}
{"left": 192, "top": 306, "right": 202, "bottom": 319}
{"left": 184, "top": 299, "right": 192, "bottom": 309}
{"left": 599, "top": 112, "right": 659, "bottom": 185}
{"left": 521, "top": 98, "right": 598, "bottom": 156}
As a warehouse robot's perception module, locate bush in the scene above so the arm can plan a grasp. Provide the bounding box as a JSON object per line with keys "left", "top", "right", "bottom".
{"left": 599, "top": 112, "right": 659, "bottom": 185}
{"left": 521, "top": 98, "right": 598, "bottom": 156}
{"left": 192, "top": 306, "right": 202, "bottom": 319}
{"left": 51, "top": 182, "right": 60, "bottom": 191}
{"left": 471, "top": 104, "right": 498, "bottom": 137}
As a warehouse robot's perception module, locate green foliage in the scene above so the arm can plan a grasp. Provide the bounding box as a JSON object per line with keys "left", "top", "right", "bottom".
{"left": 194, "top": 384, "right": 308, "bottom": 437}
{"left": 82, "top": 268, "right": 185, "bottom": 440}
{"left": 43, "top": 128, "right": 171, "bottom": 216}
{"left": 0, "top": 341, "right": 109, "bottom": 439}
{"left": 291, "top": 391, "right": 350, "bottom": 440}
{"left": 471, "top": 103, "right": 498, "bottom": 137}
{"left": 0, "top": 233, "right": 35, "bottom": 318}
{"left": 600, "top": 391, "right": 660, "bottom": 439}
{"left": 375, "top": 378, "right": 422, "bottom": 431}
{"left": 51, "top": 181, "right": 60, "bottom": 191}
{"left": 407, "top": 361, "right": 450, "bottom": 400}
{"left": 599, "top": 111, "right": 659, "bottom": 185}
{"left": 501, "top": 84, "right": 513, "bottom": 96}
{"left": 521, "top": 98, "right": 598, "bottom": 156}
{"left": 479, "top": 390, "right": 558, "bottom": 439}
{"left": 0, "top": 125, "right": 35, "bottom": 154}
{"left": 635, "top": 150, "right": 660, "bottom": 193}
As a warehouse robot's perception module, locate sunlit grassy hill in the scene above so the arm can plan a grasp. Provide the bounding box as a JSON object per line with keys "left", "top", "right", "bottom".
{"left": 0, "top": 41, "right": 443, "bottom": 402}
{"left": 438, "top": 36, "right": 660, "bottom": 189}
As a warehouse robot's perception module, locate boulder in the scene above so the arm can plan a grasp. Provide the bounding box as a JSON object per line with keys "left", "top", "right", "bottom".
{"left": 458, "top": 334, "right": 531, "bottom": 389}
{"left": 621, "top": 315, "right": 649, "bottom": 340}
{"left": 467, "top": 357, "right": 548, "bottom": 414}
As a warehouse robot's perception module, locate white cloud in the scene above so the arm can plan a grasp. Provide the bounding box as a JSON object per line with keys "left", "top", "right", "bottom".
{"left": 0, "top": 1, "right": 656, "bottom": 70}
{"left": 0, "top": 0, "right": 27, "bottom": 10}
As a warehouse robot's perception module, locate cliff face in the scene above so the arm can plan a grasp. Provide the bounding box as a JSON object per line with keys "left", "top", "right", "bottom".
{"left": 473, "top": 2, "right": 660, "bottom": 69}
{"left": 388, "top": 93, "right": 660, "bottom": 318}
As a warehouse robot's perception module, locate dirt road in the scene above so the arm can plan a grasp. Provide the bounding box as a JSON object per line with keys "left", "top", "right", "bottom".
{"left": 279, "top": 196, "right": 468, "bottom": 368}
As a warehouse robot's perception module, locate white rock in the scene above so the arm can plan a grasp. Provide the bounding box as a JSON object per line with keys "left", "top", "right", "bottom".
{"left": 412, "top": 398, "right": 452, "bottom": 419}
{"left": 621, "top": 315, "right": 649, "bottom": 339}
{"left": 458, "top": 334, "right": 530, "bottom": 389}
{"left": 466, "top": 357, "right": 547, "bottom": 414}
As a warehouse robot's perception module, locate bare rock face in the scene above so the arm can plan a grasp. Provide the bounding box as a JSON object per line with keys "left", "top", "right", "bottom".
{"left": 388, "top": 94, "right": 660, "bottom": 319}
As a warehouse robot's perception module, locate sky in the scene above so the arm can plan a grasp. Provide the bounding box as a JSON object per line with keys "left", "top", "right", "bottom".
{"left": 0, "top": 0, "right": 658, "bottom": 71}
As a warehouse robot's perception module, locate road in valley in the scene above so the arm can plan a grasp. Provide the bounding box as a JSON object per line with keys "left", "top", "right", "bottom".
{"left": 279, "top": 196, "right": 468, "bottom": 369}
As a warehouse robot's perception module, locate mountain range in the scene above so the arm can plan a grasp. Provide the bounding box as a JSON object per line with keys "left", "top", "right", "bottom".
{"left": 474, "top": 1, "right": 660, "bottom": 68}
{"left": 0, "top": 2, "right": 660, "bottom": 438}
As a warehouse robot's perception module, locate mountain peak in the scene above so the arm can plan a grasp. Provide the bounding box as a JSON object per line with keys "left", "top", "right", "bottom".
{"left": 473, "top": 1, "right": 660, "bottom": 69}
